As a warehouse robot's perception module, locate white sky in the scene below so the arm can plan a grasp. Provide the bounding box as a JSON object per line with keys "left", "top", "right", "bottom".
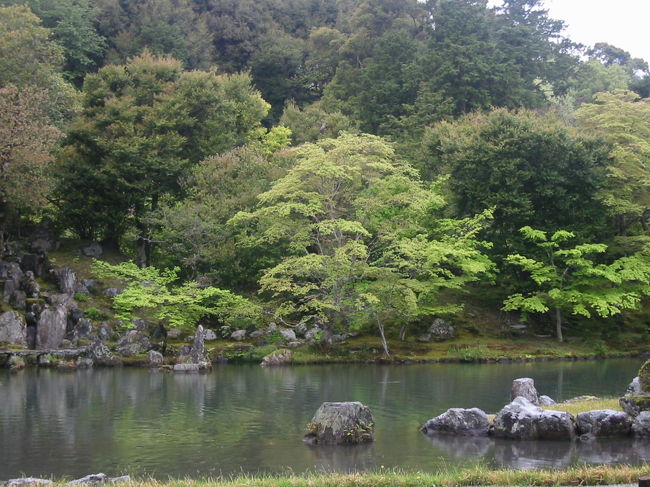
{"left": 489, "top": 0, "right": 650, "bottom": 62}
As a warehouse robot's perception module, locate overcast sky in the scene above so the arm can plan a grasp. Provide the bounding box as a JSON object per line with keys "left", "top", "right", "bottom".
{"left": 489, "top": 0, "right": 650, "bottom": 62}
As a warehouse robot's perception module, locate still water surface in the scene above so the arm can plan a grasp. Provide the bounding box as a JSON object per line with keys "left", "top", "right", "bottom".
{"left": 0, "top": 358, "right": 648, "bottom": 478}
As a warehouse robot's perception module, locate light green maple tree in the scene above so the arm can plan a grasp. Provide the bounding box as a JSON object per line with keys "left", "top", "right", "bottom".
{"left": 503, "top": 226, "right": 650, "bottom": 342}
{"left": 232, "top": 133, "right": 493, "bottom": 354}
{"left": 93, "top": 260, "right": 260, "bottom": 331}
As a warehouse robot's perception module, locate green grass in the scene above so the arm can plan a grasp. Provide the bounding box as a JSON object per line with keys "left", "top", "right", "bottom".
{"left": 49, "top": 465, "right": 650, "bottom": 487}
{"left": 544, "top": 397, "right": 623, "bottom": 416}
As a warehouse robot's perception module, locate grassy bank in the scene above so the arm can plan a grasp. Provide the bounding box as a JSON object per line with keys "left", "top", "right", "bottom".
{"left": 49, "top": 465, "right": 650, "bottom": 487}
{"left": 212, "top": 334, "right": 646, "bottom": 366}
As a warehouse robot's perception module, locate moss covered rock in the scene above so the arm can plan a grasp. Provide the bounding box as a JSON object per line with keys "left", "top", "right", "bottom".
{"left": 304, "top": 402, "right": 375, "bottom": 445}
{"left": 639, "top": 360, "right": 650, "bottom": 393}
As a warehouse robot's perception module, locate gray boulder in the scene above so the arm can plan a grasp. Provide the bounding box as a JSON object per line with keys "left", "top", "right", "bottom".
{"left": 87, "top": 340, "right": 120, "bottom": 366}
{"left": 9, "top": 290, "right": 26, "bottom": 310}
{"left": 204, "top": 329, "right": 217, "bottom": 341}
{"left": 72, "top": 318, "right": 93, "bottom": 343}
{"left": 21, "top": 270, "right": 40, "bottom": 298}
{"left": 57, "top": 267, "right": 78, "bottom": 295}
{"left": 280, "top": 329, "right": 297, "bottom": 341}
{"left": 421, "top": 408, "right": 489, "bottom": 436}
{"left": 190, "top": 325, "right": 209, "bottom": 367}
{"left": 632, "top": 411, "right": 650, "bottom": 437}
{"left": 176, "top": 325, "right": 210, "bottom": 369}
{"left": 511, "top": 378, "right": 540, "bottom": 405}
{"left": 116, "top": 330, "right": 151, "bottom": 356}
{"left": 304, "top": 401, "right": 375, "bottom": 445}
{"left": 260, "top": 349, "right": 292, "bottom": 367}
{"left": 104, "top": 288, "right": 122, "bottom": 298}
{"left": 491, "top": 396, "right": 575, "bottom": 440}
{"left": 620, "top": 395, "right": 650, "bottom": 417}
{"left": 576, "top": 409, "right": 632, "bottom": 437}
{"left": 97, "top": 322, "right": 114, "bottom": 342}
{"left": 627, "top": 377, "right": 642, "bottom": 396}
{"left": 66, "top": 473, "right": 107, "bottom": 485}
{"left": 36, "top": 305, "right": 67, "bottom": 349}
{"left": 230, "top": 329, "right": 247, "bottom": 341}
{"left": 148, "top": 350, "right": 164, "bottom": 366}
{"left": 7, "top": 478, "right": 53, "bottom": 486}
{"left": 0, "top": 310, "right": 27, "bottom": 346}
{"left": 539, "top": 395, "right": 557, "bottom": 406}
{"left": 421, "top": 318, "right": 455, "bottom": 342}
{"left": 249, "top": 330, "right": 265, "bottom": 339}
{"left": 82, "top": 242, "right": 103, "bottom": 258}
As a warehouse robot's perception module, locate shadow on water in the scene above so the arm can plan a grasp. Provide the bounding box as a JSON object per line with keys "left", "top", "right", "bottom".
{"left": 0, "top": 358, "right": 645, "bottom": 479}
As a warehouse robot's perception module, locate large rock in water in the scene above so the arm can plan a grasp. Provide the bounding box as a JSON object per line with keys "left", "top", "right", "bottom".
{"left": 576, "top": 410, "right": 632, "bottom": 437}
{"left": 491, "top": 397, "right": 575, "bottom": 440}
{"left": 0, "top": 310, "right": 27, "bottom": 346}
{"left": 304, "top": 402, "right": 375, "bottom": 445}
{"left": 421, "top": 408, "right": 489, "bottom": 436}
{"left": 36, "top": 305, "right": 67, "bottom": 349}
{"left": 176, "top": 325, "right": 211, "bottom": 370}
{"left": 511, "top": 378, "right": 539, "bottom": 405}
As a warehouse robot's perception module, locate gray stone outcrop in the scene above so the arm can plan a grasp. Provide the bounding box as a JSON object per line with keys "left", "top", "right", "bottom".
{"left": 632, "top": 411, "right": 650, "bottom": 437}
{"left": 116, "top": 330, "right": 151, "bottom": 356}
{"left": 304, "top": 402, "right": 375, "bottom": 445}
{"left": 576, "top": 409, "right": 632, "bottom": 437}
{"left": 36, "top": 305, "right": 67, "bottom": 349}
{"left": 491, "top": 396, "right": 575, "bottom": 440}
{"left": 511, "top": 378, "right": 540, "bottom": 404}
{"left": 421, "top": 408, "right": 489, "bottom": 436}
{"left": 280, "top": 329, "right": 297, "bottom": 342}
{"left": 260, "top": 348, "right": 292, "bottom": 367}
{"left": 6, "top": 478, "right": 53, "bottom": 486}
{"left": 418, "top": 318, "right": 456, "bottom": 342}
{"left": 539, "top": 395, "right": 556, "bottom": 406}
{"left": 230, "top": 329, "right": 246, "bottom": 341}
{"left": 0, "top": 310, "right": 27, "bottom": 346}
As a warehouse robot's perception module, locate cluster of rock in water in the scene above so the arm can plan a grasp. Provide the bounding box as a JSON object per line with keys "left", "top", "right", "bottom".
{"left": 421, "top": 367, "right": 650, "bottom": 441}
{"left": 300, "top": 361, "right": 650, "bottom": 451}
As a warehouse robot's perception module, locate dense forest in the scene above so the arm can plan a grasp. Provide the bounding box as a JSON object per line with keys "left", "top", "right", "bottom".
{"left": 2, "top": 0, "right": 650, "bottom": 353}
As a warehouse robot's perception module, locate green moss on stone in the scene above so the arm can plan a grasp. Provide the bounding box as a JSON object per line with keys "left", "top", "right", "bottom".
{"left": 639, "top": 360, "right": 650, "bottom": 393}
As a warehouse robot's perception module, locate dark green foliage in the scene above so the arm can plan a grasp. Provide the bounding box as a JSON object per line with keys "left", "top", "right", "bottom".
{"left": 0, "top": 0, "right": 106, "bottom": 86}
{"left": 425, "top": 109, "right": 612, "bottom": 265}
{"left": 54, "top": 52, "right": 268, "bottom": 256}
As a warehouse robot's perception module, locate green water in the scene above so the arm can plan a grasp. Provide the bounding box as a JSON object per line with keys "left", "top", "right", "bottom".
{"left": 0, "top": 358, "right": 647, "bottom": 479}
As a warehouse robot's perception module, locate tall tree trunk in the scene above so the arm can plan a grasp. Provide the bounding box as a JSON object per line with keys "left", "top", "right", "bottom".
{"left": 376, "top": 316, "right": 390, "bottom": 357}
{"left": 135, "top": 235, "right": 151, "bottom": 268}
{"left": 555, "top": 307, "right": 564, "bottom": 343}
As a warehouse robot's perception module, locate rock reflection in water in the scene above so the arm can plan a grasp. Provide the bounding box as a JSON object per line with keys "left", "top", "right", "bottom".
{"left": 306, "top": 443, "right": 376, "bottom": 472}
{"left": 492, "top": 439, "right": 574, "bottom": 469}
{"left": 423, "top": 434, "right": 491, "bottom": 459}
{"left": 577, "top": 439, "right": 637, "bottom": 464}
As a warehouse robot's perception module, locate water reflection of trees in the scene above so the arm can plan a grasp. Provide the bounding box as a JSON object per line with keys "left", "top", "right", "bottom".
{"left": 0, "top": 359, "right": 644, "bottom": 478}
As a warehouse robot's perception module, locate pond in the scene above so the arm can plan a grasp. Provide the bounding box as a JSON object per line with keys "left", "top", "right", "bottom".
{"left": 0, "top": 358, "right": 647, "bottom": 479}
